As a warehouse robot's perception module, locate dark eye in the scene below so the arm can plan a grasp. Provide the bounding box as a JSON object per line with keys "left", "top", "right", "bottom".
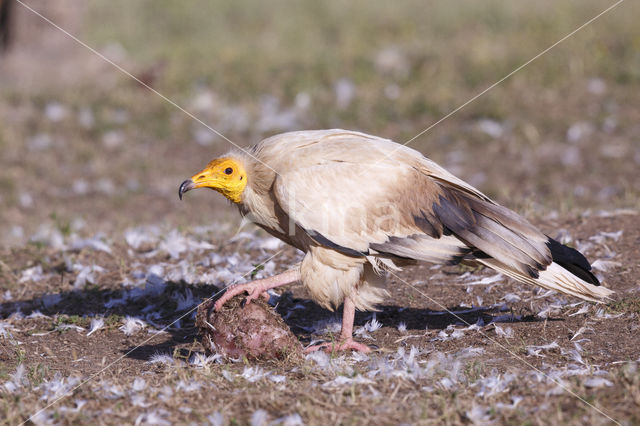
{"left": 224, "top": 167, "right": 233, "bottom": 175}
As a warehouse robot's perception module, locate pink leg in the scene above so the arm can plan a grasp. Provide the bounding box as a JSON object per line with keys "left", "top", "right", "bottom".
{"left": 305, "top": 296, "right": 371, "bottom": 353}
{"left": 214, "top": 269, "right": 300, "bottom": 311}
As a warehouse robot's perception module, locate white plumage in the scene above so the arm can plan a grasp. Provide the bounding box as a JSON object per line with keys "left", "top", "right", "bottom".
{"left": 180, "top": 129, "right": 614, "bottom": 352}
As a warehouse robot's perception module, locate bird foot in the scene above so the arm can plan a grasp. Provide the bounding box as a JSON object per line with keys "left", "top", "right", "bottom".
{"left": 214, "top": 270, "right": 300, "bottom": 311}
{"left": 214, "top": 281, "right": 270, "bottom": 311}
{"left": 304, "top": 338, "right": 372, "bottom": 354}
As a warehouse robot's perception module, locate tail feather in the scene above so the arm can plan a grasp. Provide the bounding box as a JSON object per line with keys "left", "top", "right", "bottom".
{"left": 478, "top": 259, "right": 614, "bottom": 303}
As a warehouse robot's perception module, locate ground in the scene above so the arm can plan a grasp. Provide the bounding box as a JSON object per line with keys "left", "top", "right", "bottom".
{"left": 1, "top": 0, "right": 639, "bottom": 425}
{"left": 0, "top": 213, "right": 639, "bottom": 424}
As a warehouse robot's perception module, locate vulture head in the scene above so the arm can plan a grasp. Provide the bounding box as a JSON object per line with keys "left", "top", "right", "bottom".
{"left": 179, "top": 157, "right": 247, "bottom": 203}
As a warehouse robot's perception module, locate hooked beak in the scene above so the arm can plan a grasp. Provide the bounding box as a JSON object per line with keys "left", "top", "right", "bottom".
{"left": 178, "top": 179, "right": 195, "bottom": 200}
{"left": 179, "top": 166, "right": 221, "bottom": 200}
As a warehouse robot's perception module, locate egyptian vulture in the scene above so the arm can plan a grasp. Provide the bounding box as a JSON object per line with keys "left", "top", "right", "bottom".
{"left": 179, "top": 129, "right": 613, "bottom": 352}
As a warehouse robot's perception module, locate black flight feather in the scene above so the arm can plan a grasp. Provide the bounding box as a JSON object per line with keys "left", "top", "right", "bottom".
{"left": 546, "top": 237, "right": 600, "bottom": 286}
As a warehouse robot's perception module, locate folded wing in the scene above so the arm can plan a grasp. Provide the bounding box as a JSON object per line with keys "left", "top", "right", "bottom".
{"left": 267, "top": 130, "right": 611, "bottom": 301}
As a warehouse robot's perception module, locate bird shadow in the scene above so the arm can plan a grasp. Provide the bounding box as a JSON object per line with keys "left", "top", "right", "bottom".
{"left": 0, "top": 281, "right": 219, "bottom": 362}
{"left": 272, "top": 291, "right": 544, "bottom": 340}
{"left": 0, "top": 283, "right": 549, "bottom": 362}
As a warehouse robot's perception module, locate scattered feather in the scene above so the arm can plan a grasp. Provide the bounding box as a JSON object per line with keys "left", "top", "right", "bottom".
{"left": 207, "top": 412, "right": 225, "bottom": 426}
{"left": 70, "top": 235, "right": 112, "bottom": 253}
{"left": 502, "top": 293, "right": 521, "bottom": 303}
{"left": 589, "top": 230, "right": 623, "bottom": 244}
{"left": 38, "top": 374, "right": 81, "bottom": 401}
{"left": 534, "top": 289, "right": 557, "bottom": 300}
{"left": 124, "top": 227, "right": 159, "bottom": 251}
{"left": 221, "top": 370, "right": 234, "bottom": 382}
{"left": 132, "top": 378, "right": 146, "bottom": 392}
{"left": 269, "top": 374, "right": 287, "bottom": 384}
{"left": 147, "top": 353, "right": 175, "bottom": 366}
{"left": 241, "top": 366, "right": 270, "bottom": 383}
{"left": 3, "top": 364, "right": 29, "bottom": 393}
{"left": 250, "top": 409, "right": 269, "bottom": 426}
{"left": 527, "top": 342, "right": 560, "bottom": 357}
{"left": 583, "top": 377, "right": 613, "bottom": 388}
{"left": 308, "top": 317, "right": 341, "bottom": 335}
{"left": 30, "top": 224, "right": 65, "bottom": 249}
{"left": 569, "top": 304, "right": 590, "bottom": 316}
{"left": 56, "top": 324, "right": 85, "bottom": 332}
{"left": 353, "top": 327, "right": 373, "bottom": 340}
{"left": 494, "top": 324, "right": 514, "bottom": 338}
{"left": 134, "top": 409, "right": 171, "bottom": 426}
{"left": 119, "top": 317, "right": 147, "bottom": 336}
{"left": 0, "top": 321, "right": 16, "bottom": 338}
{"left": 58, "top": 399, "right": 87, "bottom": 414}
{"left": 19, "top": 265, "right": 46, "bottom": 283}
{"left": 450, "top": 329, "right": 465, "bottom": 339}
{"left": 158, "top": 385, "right": 173, "bottom": 403}
{"left": 176, "top": 380, "right": 202, "bottom": 392}
{"left": 72, "top": 264, "right": 105, "bottom": 289}
{"left": 158, "top": 229, "right": 216, "bottom": 259}
{"left": 323, "top": 375, "right": 375, "bottom": 388}
{"left": 467, "top": 273, "right": 503, "bottom": 286}
{"left": 465, "top": 404, "right": 491, "bottom": 424}
{"left": 104, "top": 295, "right": 128, "bottom": 308}
{"left": 100, "top": 382, "right": 125, "bottom": 400}
{"left": 172, "top": 288, "right": 198, "bottom": 311}
{"left": 350, "top": 351, "right": 370, "bottom": 362}
{"left": 29, "top": 410, "right": 56, "bottom": 425}
{"left": 364, "top": 314, "right": 382, "bottom": 332}
{"left": 494, "top": 396, "right": 524, "bottom": 410}
{"left": 143, "top": 274, "right": 167, "bottom": 297}
{"left": 570, "top": 326, "right": 593, "bottom": 341}
{"left": 305, "top": 351, "right": 331, "bottom": 369}
{"left": 595, "top": 308, "right": 624, "bottom": 319}
{"left": 537, "top": 304, "right": 562, "bottom": 318}
{"left": 86, "top": 318, "right": 105, "bottom": 336}
{"left": 591, "top": 259, "right": 622, "bottom": 272}
{"left": 189, "top": 352, "right": 223, "bottom": 367}
{"left": 475, "top": 371, "right": 516, "bottom": 397}
{"left": 131, "top": 394, "right": 152, "bottom": 408}
{"left": 271, "top": 413, "right": 304, "bottom": 426}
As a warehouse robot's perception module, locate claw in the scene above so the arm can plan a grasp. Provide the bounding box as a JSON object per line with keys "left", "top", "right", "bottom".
{"left": 213, "top": 270, "right": 300, "bottom": 312}
{"left": 304, "top": 338, "right": 372, "bottom": 353}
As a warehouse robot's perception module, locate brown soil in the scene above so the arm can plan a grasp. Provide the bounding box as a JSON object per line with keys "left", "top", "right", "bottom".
{"left": 1, "top": 213, "right": 638, "bottom": 424}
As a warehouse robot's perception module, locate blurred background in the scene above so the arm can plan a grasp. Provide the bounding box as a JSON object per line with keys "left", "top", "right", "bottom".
{"left": 1, "top": 0, "right": 638, "bottom": 248}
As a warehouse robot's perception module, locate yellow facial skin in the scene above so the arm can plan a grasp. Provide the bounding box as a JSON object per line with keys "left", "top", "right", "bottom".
{"left": 184, "top": 157, "right": 247, "bottom": 203}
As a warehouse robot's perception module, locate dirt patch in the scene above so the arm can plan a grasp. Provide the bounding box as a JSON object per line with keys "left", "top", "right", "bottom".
{"left": 0, "top": 213, "right": 638, "bottom": 424}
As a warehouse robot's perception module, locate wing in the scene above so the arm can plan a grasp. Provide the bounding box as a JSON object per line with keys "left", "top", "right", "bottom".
{"left": 269, "top": 131, "right": 552, "bottom": 277}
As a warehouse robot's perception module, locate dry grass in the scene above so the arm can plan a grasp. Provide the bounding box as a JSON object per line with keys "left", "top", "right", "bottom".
{"left": 1, "top": 0, "right": 639, "bottom": 245}
{"left": 1, "top": 0, "right": 639, "bottom": 424}
{"left": 0, "top": 214, "right": 639, "bottom": 424}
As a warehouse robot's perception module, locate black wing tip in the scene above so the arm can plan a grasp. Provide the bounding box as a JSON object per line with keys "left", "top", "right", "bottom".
{"left": 546, "top": 237, "right": 600, "bottom": 286}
